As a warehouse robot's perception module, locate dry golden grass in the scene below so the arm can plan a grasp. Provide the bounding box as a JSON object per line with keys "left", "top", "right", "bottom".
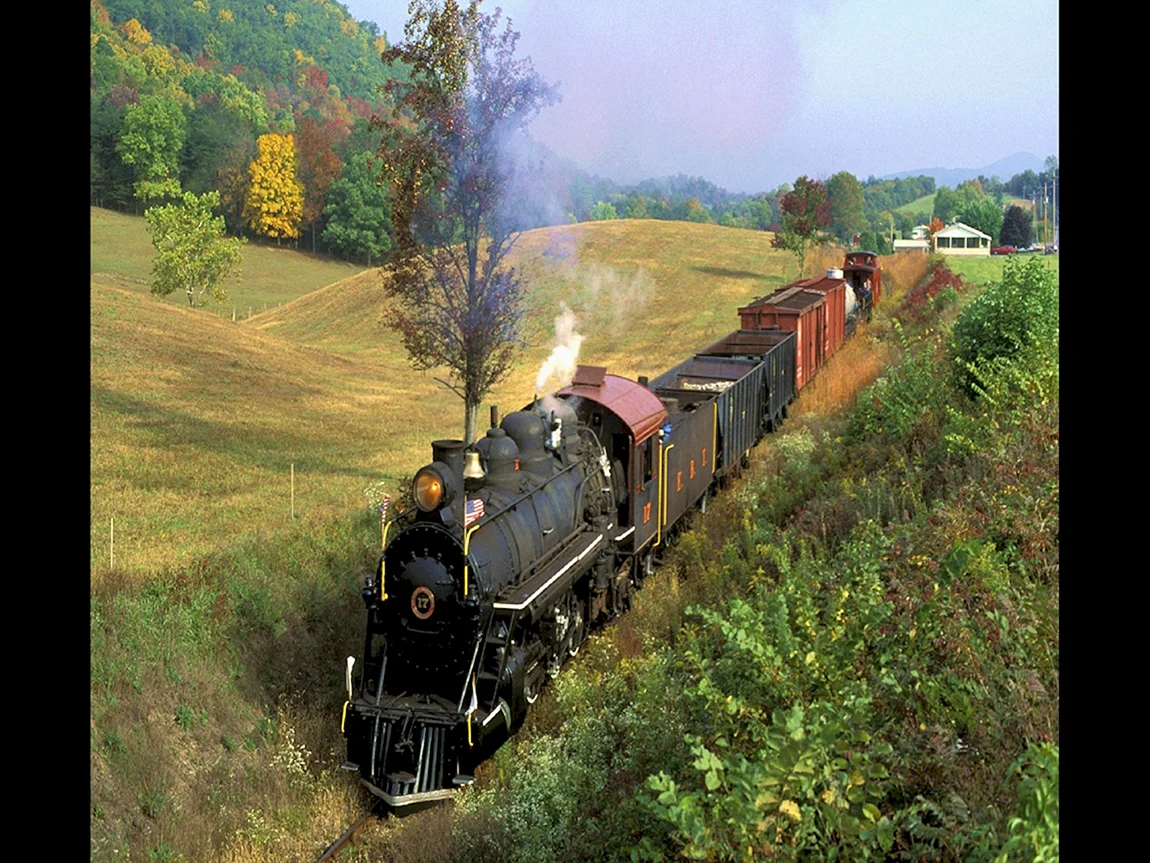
{"left": 876, "top": 250, "right": 930, "bottom": 306}
{"left": 795, "top": 327, "right": 894, "bottom": 418}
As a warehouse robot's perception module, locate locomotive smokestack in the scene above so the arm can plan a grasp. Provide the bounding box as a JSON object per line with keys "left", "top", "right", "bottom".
{"left": 490, "top": 405, "right": 500, "bottom": 429}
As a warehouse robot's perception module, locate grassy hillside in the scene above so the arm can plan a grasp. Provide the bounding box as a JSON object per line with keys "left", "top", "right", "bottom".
{"left": 895, "top": 192, "right": 935, "bottom": 218}
{"left": 90, "top": 207, "right": 366, "bottom": 319}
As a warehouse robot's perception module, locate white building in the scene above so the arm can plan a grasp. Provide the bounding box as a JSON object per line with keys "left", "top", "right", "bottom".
{"left": 893, "top": 238, "right": 930, "bottom": 253}
{"left": 933, "top": 222, "right": 991, "bottom": 256}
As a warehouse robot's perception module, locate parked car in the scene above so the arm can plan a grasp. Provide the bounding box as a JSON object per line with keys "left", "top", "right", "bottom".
{"left": 991, "top": 245, "right": 1018, "bottom": 255}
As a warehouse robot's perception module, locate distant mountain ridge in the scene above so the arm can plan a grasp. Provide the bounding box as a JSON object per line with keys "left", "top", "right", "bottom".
{"left": 879, "top": 152, "right": 1045, "bottom": 189}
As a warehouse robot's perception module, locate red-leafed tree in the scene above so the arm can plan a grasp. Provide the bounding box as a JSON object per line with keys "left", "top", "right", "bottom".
{"left": 296, "top": 117, "right": 343, "bottom": 252}
{"left": 772, "top": 175, "right": 831, "bottom": 277}
{"left": 374, "top": 0, "right": 559, "bottom": 443}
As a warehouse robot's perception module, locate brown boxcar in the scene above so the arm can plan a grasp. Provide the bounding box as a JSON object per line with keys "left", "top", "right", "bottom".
{"left": 737, "top": 285, "right": 827, "bottom": 390}
{"left": 786, "top": 270, "right": 847, "bottom": 360}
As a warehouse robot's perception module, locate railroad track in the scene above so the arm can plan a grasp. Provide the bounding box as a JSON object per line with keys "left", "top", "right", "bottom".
{"left": 316, "top": 806, "right": 380, "bottom": 862}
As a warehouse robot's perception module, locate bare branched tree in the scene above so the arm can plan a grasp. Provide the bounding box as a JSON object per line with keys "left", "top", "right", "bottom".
{"left": 374, "top": 0, "right": 559, "bottom": 443}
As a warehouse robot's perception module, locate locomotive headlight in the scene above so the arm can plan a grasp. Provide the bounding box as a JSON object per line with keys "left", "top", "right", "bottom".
{"left": 414, "top": 468, "right": 446, "bottom": 511}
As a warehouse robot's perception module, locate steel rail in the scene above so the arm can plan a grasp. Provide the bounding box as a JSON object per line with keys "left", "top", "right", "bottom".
{"left": 316, "top": 807, "right": 378, "bottom": 862}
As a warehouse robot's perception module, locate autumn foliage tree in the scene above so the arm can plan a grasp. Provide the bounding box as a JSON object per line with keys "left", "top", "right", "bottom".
{"left": 296, "top": 117, "right": 344, "bottom": 252}
{"left": 375, "top": 0, "right": 559, "bottom": 443}
{"left": 927, "top": 217, "right": 944, "bottom": 249}
{"left": 244, "top": 132, "right": 304, "bottom": 241}
{"left": 772, "top": 176, "right": 831, "bottom": 277}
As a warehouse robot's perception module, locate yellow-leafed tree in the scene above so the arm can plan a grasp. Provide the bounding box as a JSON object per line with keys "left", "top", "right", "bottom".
{"left": 244, "top": 133, "right": 304, "bottom": 240}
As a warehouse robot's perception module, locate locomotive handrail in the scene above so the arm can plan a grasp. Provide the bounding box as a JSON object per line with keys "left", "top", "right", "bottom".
{"left": 660, "top": 443, "right": 675, "bottom": 541}
{"left": 463, "top": 523, "right": 481, "bottom": 598}
{"left": 380, "top": 520, "right": 393, "bottom": 601}
{"left": 712, "top": 402, "right": 717, "bottom": 478}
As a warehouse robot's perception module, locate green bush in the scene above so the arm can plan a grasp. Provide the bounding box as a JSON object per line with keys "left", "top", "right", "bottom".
{"left": 951, "top": 256, "right": 1058, "bottom": 395}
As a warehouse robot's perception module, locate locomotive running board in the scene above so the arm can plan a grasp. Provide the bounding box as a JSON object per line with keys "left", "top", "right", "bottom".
{"left": 492, "top": 530, "right": 604, "bottom": 620}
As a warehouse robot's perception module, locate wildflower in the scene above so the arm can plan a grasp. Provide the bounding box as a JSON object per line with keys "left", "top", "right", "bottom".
{"left": 779, "top": 799, "right": 802, "bottom": 822}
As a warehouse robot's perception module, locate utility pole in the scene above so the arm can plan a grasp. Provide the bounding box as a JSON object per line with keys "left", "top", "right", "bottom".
{"left": 1052, "top": 170, "right": 1056, "bottom": 248}
{"left": 1042, "top": 182, "right": 1048, "bottom": 245}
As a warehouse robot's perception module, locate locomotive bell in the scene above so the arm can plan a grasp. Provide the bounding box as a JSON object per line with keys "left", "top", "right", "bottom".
{"left": 463, "top": 450, "right": 486, "bottom": 491}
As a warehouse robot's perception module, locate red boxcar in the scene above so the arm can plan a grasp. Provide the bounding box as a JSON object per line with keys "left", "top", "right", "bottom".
{"left": 795, "top": 269, "right": 847, "bottom": 360}
{"left": 738, "top": 285, "right": 827, "bottom": 390}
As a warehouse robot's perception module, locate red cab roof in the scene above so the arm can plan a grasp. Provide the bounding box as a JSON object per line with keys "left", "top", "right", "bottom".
{"left": 558, "top": 366, "right": 667, "bottom": 443}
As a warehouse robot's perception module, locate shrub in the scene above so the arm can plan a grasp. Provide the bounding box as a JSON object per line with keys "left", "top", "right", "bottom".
{"left": 951, "top": 256, "right": 1058, "bottom": 395}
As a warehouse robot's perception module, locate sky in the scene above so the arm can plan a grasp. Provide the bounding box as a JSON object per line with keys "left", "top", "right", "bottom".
{"left": 341, "top": 0, "right": 1059, "bottom": 195}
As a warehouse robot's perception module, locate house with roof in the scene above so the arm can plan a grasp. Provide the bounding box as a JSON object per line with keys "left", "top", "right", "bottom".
{"left": 933, "top": 222, "right": 991, "bottom": 256}
{"left": 893, "top": 238, "right": 930, "bottom": 253}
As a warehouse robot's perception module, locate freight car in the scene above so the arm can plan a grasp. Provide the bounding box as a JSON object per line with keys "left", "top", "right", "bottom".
{"left": 340, "top": 253, "right": 880, "bottom": 808}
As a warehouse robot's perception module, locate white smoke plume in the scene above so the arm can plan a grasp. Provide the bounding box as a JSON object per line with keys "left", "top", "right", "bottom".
{"left": 580, "top": 263, "right": 656, "bottom": 336}
{"left": 535, "top": 303, "right": 585, "bottom": 395}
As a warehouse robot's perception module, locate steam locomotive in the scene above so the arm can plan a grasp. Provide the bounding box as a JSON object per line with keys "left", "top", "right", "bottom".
{"left": 340, "top": 252, "right": 882, "bottom": 807}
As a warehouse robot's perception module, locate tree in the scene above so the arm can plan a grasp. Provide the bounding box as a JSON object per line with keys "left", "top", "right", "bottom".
{"left": 957, "top": 197, "right": 1004, "bottom": 245}
{"left": 244, "top": 132, "right": 304, "bottom": 240}
{"left": 117, "top": 93, "right": 187, "bottom": 206}
{"left": 296, "top": 116, "right": 344, "bottom": 252}
{"left": 772, "top": 176, "right": 831, "bottom": 277}
{"left": 145, "top": 190, "right": 245, "bottom": 308}
{"left": 934, "top": 186, "right": 965, "bottom": 224}
{"left": 826, "top": 171, "right": 866, "bottom": 244}
{"left": 374, "top": 0, "right": 559, "bottom": 443}
{"left": 1000, "top": 205, "right": 1032, "bottom": 248}
{"left": 321, "top": 151, "right": 392, "bottom": 264}
{"left": 589, "top": 200, "right": 619, "bottom": 220}
{"left": 683, "top": 197, "right": 713, "bottom": 223}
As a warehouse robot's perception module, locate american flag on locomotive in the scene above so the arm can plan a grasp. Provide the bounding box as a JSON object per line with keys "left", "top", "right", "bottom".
{"left": 465, "top": 498, "right": 484, "bottom": 527}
